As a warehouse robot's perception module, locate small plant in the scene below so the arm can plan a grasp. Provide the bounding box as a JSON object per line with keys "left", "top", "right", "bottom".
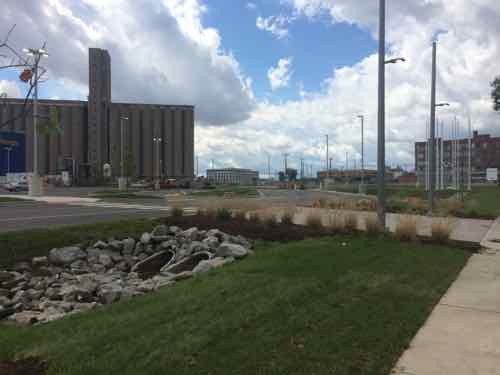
{"left": 306, "top": 212, "right": 323, "bottom": 230}
{"left": 394, "top": 215, "right": 418, "bottom": 242}
{"left": 281, "top": 211, "right": 294, "bottom": 225}
{"left": 233, "top": 210, "right": 247, "bottom": 221}
{"left": 328, "top": 212, "right": 345, "bottom": 233}
{"left": 364, "top": 214, "right": 383, "bottom": 235}
{"left": 216, "top": 208, "right": 232, "bottom": 221}
{"left": 264, "top": 214, "right": 278, "bottom": 227}
{"left": 344, "top": 213, "right": 358, "bottom": 233}
{"left": 431, "top": 219, "right": 453, "bottom": 244}
{"left": 171, "top": 207, "right": 184, "bottom": 218}
{"left": 312, "top": 198, "right": 327, "bottom": 208}
{"left": 248, "top": 212, "right": 261, "bottom": 224}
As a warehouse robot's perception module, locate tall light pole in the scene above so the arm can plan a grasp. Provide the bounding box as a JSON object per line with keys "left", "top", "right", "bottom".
{"left": 357, "top": 115, "right": 365, "bottom": 192}
{"left": 118, "top": 116, "right": 129, "bottom": 190}
{"left": 24, "top": 48, "right": 48, "bottom": 196}
{"left": 196, "top": 155, "right": 199, "bottom": 177}
{"left": 325, "top": 135, "right": 329, "bottom": 172}
{"left": 153, "top": 137, "right": 162, "bottom": 190}
{"left": 377, "top": 0, "right": 405, "bottom": 226}
{"left": 5, "top": 147, "right": 12, "bottom": 174}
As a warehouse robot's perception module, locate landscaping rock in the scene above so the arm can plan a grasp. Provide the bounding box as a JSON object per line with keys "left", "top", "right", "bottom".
{"left": 216, "top": 242, "right": 249, "bottom": 259}
{"left": 1, "top": 224, "right": 251, "bottom": 324}
{"left": 122, "top": 238, "right": 136, "bottom": 255}
{"left": 192, "top": 257, "right": 234, "bottom": 274}
{"left": 49, "top": 246, "right": 87, "bottom": 266}
{"left": 131, "top": 250, "right": 175, "bottom": 276}
{"left": 32, "top": 256, "right": 49, "bottom": 267}
{"left": 140, "top": 232, "right": 152, "bottom": 245}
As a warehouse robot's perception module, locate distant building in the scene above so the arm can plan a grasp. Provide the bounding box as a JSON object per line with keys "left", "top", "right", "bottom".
{"left": 415, "top": 131, "right": 500, "bottom": 185}
{"left": 0, "top": 48, "right": 194, "bottom": 183}
{"left": 207, "top": 168, "right": 259, "bottom": 185}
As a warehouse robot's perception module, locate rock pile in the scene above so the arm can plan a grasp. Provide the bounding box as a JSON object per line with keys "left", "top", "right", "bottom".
{"left": 0, "top": 225, "right": 252, "bottom": 325}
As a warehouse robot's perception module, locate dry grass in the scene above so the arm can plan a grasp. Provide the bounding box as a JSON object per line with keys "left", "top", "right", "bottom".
{"left": 312, "top": 198, "right": 328, "bottom": 209}
{"left": 343, "top": 212, "right": 358, "bottom": 233}
{"left": 305, "top": 212, "right": 324, "bottom": 230}
{"left": 364, "top": 214, "right": 383, "bottom": 235}
{"left": 170, "top": 207, "right": 184, "bottom": 217}
{"left": 437, "top": 198, "right": 464, "bottom": 216}
{"left": 280, "top": 208, "right": 296, "bottom": 225}
{"left": 431, "top": 219, "right": 454, "bottom": 244}
{"left": 247, "top": 212, "right": 261, "bottom": 224}
{"left": 327, "top": 212, "right": 345, "bottom": 233}
{"left": 233, "top": 210, "right": 247, "bottom": 221}
{"left": 394, "top": 215, "right": 418, "bottom": 242}
{"left": 312, "top": 197, "right": 376, "bottom": 212}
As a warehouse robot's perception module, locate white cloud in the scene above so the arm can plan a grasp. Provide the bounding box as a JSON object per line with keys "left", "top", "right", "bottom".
{"left": 268, "top": 57, "right": 293, "bottom": 90}
{"left": 256, "top": 15, "right": 294, "bottom": 39}
{"left": 0, "top": 80, "right": 21, "bottom": 98}
{"left": 0, "top": 0, "right": 255, "bottom": 125}
{"left": 246, "top": 2, "right": 257, "bottom": 11}
{"left": 196, "top": 0, "right": 500, "bottom": 174}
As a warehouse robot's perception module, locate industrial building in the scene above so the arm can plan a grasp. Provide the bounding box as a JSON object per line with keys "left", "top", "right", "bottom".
{"left": 207, "top": 168, "right": 259, "bottom": 185}
{"left": 0, "top": 48, "right": 194, "bottom": 184}
{"left": 415, "top": 131, "right": 500, "bottom": 185}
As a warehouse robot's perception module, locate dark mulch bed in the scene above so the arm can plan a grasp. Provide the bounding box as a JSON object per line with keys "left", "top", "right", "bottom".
{"left": 0, "top": 357, "right": 47, "bottom": 375}
{"left": 162, "top": 215, "right": 331, "bottom": 242}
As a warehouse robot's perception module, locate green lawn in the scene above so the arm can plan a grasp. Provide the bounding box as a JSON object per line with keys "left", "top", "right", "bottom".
{"left": 328, "top": 184, "right": 455, "bottom": 200}
{"left": 462, "top": 185, "right": 500, "bottom": 219}
{"left": 0, "top": 229, "right": 469, "bottom": 374}
{"left": 0, "top": 197, "right": 28, "bottom": 203}
{"left": 89, "top": 190, "right": 163, "bottom": 200}
{"left": 0, "top": 218, "right": 161, "bottom": 268}
{"left": 191, "top": 186, "right": 258, "bottom": 198}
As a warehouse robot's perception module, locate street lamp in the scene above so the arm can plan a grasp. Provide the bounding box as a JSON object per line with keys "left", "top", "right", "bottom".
{"left": 377, "top": 0, "right": 406, "bottom": 228}
{"left": 357, "top": 115, "right": 365, "bottom": 193}
{"left": 24, "top": 47, "right": 48, "bottom": 197}
{"left": 385, "top": 57, "right": 406, "bottom": 64}
{"left": 5, "top": 147, "right": 12, "bottom": 174}
{"left": 435, "top": 102, "right": 450, "bottom": 108}
{"left": 118, "top": 116, "right": 129, "bottom": 191}
{"left": 153, "top": 137, "right": 162, "bottom": 190}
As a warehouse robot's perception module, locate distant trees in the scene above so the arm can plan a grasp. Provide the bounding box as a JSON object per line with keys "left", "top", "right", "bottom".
{"left": 492, "top": 77, "right": 500, "bottom": 112}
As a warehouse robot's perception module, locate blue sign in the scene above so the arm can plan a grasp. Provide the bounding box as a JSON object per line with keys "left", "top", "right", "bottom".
{"left": 0, "top": 132, "right": 26, "bottom": 175}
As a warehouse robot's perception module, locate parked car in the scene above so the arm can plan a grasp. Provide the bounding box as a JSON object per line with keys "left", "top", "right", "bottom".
{"left": 4, "top": 181, "right": 29, "bottom": 192}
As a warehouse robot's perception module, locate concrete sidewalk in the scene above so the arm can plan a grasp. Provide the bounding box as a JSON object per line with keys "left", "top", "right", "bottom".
{"left": 0, "top": 194, "right": 99, "bottom": 204}
{"left": 393, "top": 247, "right": 500, "bottom": 375}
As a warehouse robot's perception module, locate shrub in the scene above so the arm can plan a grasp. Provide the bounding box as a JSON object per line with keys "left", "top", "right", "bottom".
{"left": 343, "top": 212, "right": 358, "bottom": 233}
{"left": 394, "top": 215, "right": 418, "bottom": 242}
{"left": 171, "top": 207, "right": 184, "bottom": 218}
{"left": 431, "top": 219, "right": 453, "bottom": 244}
{"left": 247, "top": 212, "right": 261, "bottom": 224}
{"left": 264, "top": 214, "right": 278, "bottom": 227}
{"left": 364, "top": 214, "right": 383, "bottom": 235}
{"left": 328, "top": 212, "right": 345, "bottom": 233}
{"left": 281, "top": 211, "right": 295, "bottom": 225}
{"left": 233, "top": 210, "right": 247, "bottom": 221}
{"left": 305, "top": 212, "right": 323, "bottom": 230}
{"left": 216, "top": 208, "right": 232, "bottom": 221}
{"left": 313, "top": 198, "right": 327, "bottom": 209}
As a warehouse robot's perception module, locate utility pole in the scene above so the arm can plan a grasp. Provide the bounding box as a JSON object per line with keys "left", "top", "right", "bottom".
{"left": 326, "top": 135, "right": 329, "bottom": 172}
{"left": 345, "top": 152, "right": 349, "bottom": 170}
{"left": 118, "top": 116, "right": 128, "bottom": 190}
{"left": 5, "top": 147, "right": 12, "bottom": 174}
{"left": 26, "top": 48, "right": 48, "bottom": 196}
{"left": 329, "top": 158, "right": 333, "bottom": 171}
{"left": 153, "top": 137, "right": 162, "bottom": 190}
{"left": 267, "top": 154, "right": 271, "bottom": 179}
{"left": 377, "top": 0, "right": 387, "bottom": 227}
{"left": 428, "top": 41, "right": 437, "bottom": 213}
{"left": 196, "top": 155, "right": 199, "bottom": 177}
{"left": 468, "top": 114, "right": 472, "bottom": 191}
{"left": 358, "top": 115, "right": 365, "bottom": 187}
{"left": 283, "top": 153, "right": 289, "bottom": 172}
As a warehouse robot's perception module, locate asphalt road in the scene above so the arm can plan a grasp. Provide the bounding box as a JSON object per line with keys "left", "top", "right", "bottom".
{"left": 0, "top": 202, "right": 169, "bottom": 233}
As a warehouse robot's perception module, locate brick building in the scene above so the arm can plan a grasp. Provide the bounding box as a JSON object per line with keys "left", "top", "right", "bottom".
{"left": 415, "top": 131, "right": 500, "bottom": 185}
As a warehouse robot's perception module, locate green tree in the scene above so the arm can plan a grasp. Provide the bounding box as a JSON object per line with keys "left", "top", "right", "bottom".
{"left": 492, "top": 77, "right": 500, "bottom": 112}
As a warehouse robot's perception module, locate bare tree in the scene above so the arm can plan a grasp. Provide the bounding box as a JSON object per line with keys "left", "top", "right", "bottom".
{"left": 0, "top": 24, "right": 48, "bottom": 130}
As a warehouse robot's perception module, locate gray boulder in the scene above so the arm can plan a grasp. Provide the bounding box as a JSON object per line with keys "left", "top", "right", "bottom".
{"left": 216, "top": 242, "right": 249, "bottom": 259}
{"left": 168, "top": 226, "right": 181, "bottom": 235}
{"left": 161, "top": 251, "right": 211, "bottom": 275}
{"left": 93, "top": 240, "right": 108, "bottom": 249}
{"left": 49, "top": 247, "right": 87, "bottom": 266}
{"left": 192, "top": 257, "right": 234, "bottom": 274}
{"left": 181, "top": 227, "right": 200, "bottom": 241}
{"left": 202, "top": 236, "right": 220, "bottom": 250}
{"left": 98, "top": 283, "right": 123, "bottom": 304}
{"left": 140, "top": 232, "right": 152, "bottom": 245}
{"left": 122, "top": 238, "right": 136, "bottom": 255}
{"left": 32, "top": 256, "right": 49, "bottom": 267}
{"left": 151, "top": 224, "right": 169, "bottom": 241}
{"left": 108, "top": 240, "right": 123, "bottom": 251}
{"left": 131, "top": 251, "right": 175, "bottom": 276}
{"left": 98, "top": 254, "right": 114, "bottom": 268}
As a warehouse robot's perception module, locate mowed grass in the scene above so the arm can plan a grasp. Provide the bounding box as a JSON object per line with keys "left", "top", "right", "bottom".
{"left": 463, "top": 185, "right": 500, "bottom": 218}
{"left": 191, "top": 186, "right": 258, "bottom": 198}
{"left": 0, "top": 218, "right": 162, "bottom": 268}
{"left": 0, "top": 235, "right": 469, "bottom": 375}
{"left": 0, "top": 197, "right": 28, "bottom": 203}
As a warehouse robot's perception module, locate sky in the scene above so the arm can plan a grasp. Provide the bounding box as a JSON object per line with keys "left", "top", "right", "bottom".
{"left": 1, "top": 0, "right": 499, "bottom": 177}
